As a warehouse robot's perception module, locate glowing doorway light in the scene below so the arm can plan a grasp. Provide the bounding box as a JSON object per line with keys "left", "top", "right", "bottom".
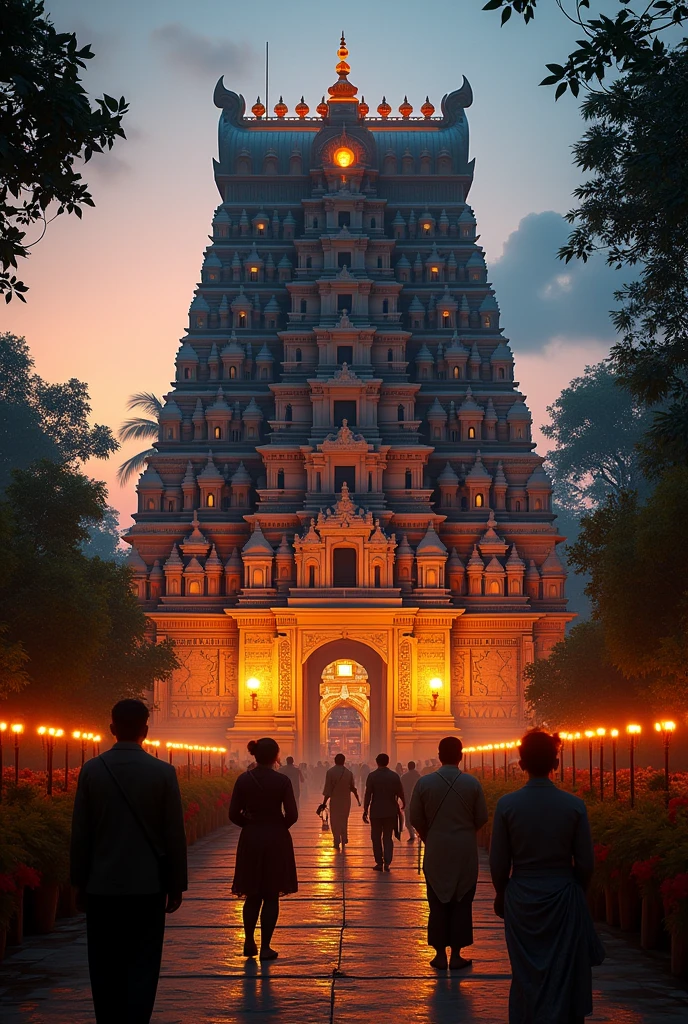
{"left": 337, "top": 663, "right": 353, "bottom": 677}
{"left": 334, "top": 147, "right": 354, "bottom": 168}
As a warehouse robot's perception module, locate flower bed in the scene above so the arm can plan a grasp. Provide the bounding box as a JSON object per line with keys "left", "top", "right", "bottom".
{"left": 473, "top": 770, "right": 688, "bottom": 978}
{"left": 0, "top": 769, "right": 237, "bottom": 961}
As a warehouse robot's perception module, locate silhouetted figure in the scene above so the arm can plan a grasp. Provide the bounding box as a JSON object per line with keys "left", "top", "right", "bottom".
{"left": 279, "top": 755, "right": 304, "bottom": 806}
{"left": 401, "top": 760, "right": 421, "bottom": 841}
{"left": 411, "top": 737, "right": 487, "bottom": 971}
{"left": 395, "top": 761, "right": 404, "bottom": 776}
{"left": 229, "top": 738, "right": 298, "bottom": 961}
{"left": 363, "top": 753, "right": 404, "bottom": 872}
{"left": 490, "top": 729, "right": 604, "bottom": 1023}
{"left": 322, "top": 753, "right": 360, "bottom": 850}
{"left": 70, "top": 699, "right": 187, "bottom": 1024}
{"left": 360, "top": 762, "right": 370, "bottom": 787}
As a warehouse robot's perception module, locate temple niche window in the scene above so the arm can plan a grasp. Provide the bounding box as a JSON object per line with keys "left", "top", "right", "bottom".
{"left": 249, "top": 266, "right": 258, "bottom": 281}
{"left": 398, "top": 404, "right": 405, "bottom": 421}
{"left": 468, "top": 426, "right": 476, "bottom": 439}
{"left": 388, "top": 349, "right": 394, "bottom": 362}
{"left": 306, "top": 256, "right": 312, "bottom": 269}
{"left": 239, "top": 312, "right": 246, "bottom": 327}
{"left": 313, "top": 218, "right": 318, "bottom": 229}
{"left": 498, "top": 367, "right": 505, "bottom": 379}
{"left": 147, "top": 499, "right": 155, "bottom": 510}
{"left": 374, "top": 565, "right": 381, "bottom": 587}
{"left": 453, "top": 366, "right": 461, "bottom": 379}
{"left": 475, "top": 493, "right": 484, "bottom": 508}
{"left": 214, "top": 427, "right": 222, "bottom": 439}
{"left": 378, "top": 257, "right": 383, "bottom": 269}
{"left": 382, "top": 299, "right": 389, "bottom": 314}
{"left": 484, "top": 316, "right": 491, "bottom": 328}
{"left": 431, "top": 266, "right": 439, "bottom": 282}
{"left": 168, "top": 500, "right": 174, "bottom": 512}
{"left": 308, "top": 565, "right": 316, "bottom": 587}
{"left": 189, "top": 580, "right": 202, "bottom": 595}
{"left": 338, "top": 211, "right": 351, "bottom": 227}
{"left": 184, "top": 368, "right": 191, "bottom": 380}
{"left": 405, "top": 469, "right": 413, "bottom": 489}
{"left": 167, "top": 429, "right": 174, "bottom": 439}
{"left": 285, "top": 404, "right": 293, "bottom": 422}
{"left": 534, "top": 499, "right": 542, "bottom": 510}
{"left": 229, "top": 366, "right": 237, "bottom": 379}
{"left": 338, "top": 252, "right": 351, "bottom": 268}
{"left": 207, "top": 493, "right": 215, "bottom": 507}
{"left": 295, "top": 348, "right": 302, "bottom": 362}
{"left": 276, "top": 469, "right": 285, "bottom": 489}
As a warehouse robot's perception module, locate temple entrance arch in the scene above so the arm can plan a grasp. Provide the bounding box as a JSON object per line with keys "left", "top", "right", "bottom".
{"left": 301, "top": 638, "right": 387, "bottom": 763}
{"left": 320, "top": 659, "right": 369, "bottom": 761}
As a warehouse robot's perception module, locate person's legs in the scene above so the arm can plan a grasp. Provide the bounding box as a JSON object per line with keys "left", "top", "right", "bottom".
{"left": 382, "top": 817, "right": 395, "bottom": 866}
{"left": 259, "top": 896, "right": 280, "bottom": 959}
{"left": 448, "top": 886, "right": 476, "bottom": 969}
{"left": 243, "top": 895, "right": 262, "bottom": 955}
{"left": 370, "top": 818, "right": 383, "bottom": 866}
{"left": 426, "top": 883, "right": 451, "bottom": 966}
{"left": 87, "top": 895, "right": 128, "bottom": 1023}
{"left": 125, "top": 893, "right": 167, "bottom": 1023}
{"left": 341, "top": 809, "right": 349, "bottom": 846}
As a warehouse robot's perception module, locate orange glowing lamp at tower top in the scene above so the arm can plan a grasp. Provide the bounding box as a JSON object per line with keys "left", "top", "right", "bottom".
{"left": 334, "top": 147, "right": 354, "bottom": 168}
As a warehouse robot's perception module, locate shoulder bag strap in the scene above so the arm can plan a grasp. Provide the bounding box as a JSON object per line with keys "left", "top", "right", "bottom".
{"left": 99, "top": 755, "right": 164, "bottom": 863}
{"left": 425, "top": 773, "right": 461, "bottom": 836}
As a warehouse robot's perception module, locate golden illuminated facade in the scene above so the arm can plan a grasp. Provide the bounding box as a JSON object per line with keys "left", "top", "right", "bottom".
{"left": 125, "top": 38, "right": 573, "bottom": 761}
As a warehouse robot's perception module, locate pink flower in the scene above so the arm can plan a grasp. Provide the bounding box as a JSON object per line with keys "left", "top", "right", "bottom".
{"left": 594, "top": 844, "right": 610, "bottom": 863}
{"left": 631, "top": 857, "right": 660, "bottom": 885}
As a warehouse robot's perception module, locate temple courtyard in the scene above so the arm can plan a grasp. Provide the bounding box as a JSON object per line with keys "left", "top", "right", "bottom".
{"left": 1, "top": 783, "right": 687, "bottom": 1023}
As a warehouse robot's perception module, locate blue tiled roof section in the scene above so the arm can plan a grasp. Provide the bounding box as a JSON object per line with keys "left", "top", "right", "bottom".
{"left": 213, "top": 79, "right": 473, "bottom": 178}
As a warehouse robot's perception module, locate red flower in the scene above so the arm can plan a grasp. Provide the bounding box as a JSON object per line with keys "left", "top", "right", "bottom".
{"left": 660, "top": 873, "right": 688, "bottom": 912}
{"left": 594, "top": 844, "right": 610, "bottom": 863}
{"left": 184, "top": 801, "right": 201, "bottom": 823}
{"left": 668, "top": 797, "right": 688, "bottom": 824}
{"left": 631, "top": 857, "right": 660, "bottom": 885}
{"left": 14, "top": 864, "right": 41, "bottom": 889}
{"left": 0, "top": 873, "right": 16, "bottom": 893}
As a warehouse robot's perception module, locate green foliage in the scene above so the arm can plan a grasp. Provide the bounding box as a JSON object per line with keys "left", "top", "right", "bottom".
{"left": 0, "top": 462, "right": 176, "bottom": 714}
{"left": 0, "top": 0, "right": 128, "bottom": 301}
{"left": 543, "top": 361, "right": 653, "bottom": 514}
{"left": 117, "top": 392, "right": 161, "bottom": 485}
{"left": 524, "top": 619, "right": 645, "bottom": 726}
{"left": 0, "top": 334, "right": 117, "bottom": 490}
{"left": 483, "top": 1, "right": 688, "bottom": 474}
{"left": 81, "top": 505, "right": 124, "bottom": 563}
{"left": 569, "top": 468, "right": 688, "bottom": 709}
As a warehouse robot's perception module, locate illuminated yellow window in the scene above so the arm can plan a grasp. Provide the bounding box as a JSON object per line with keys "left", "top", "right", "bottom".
{"left": 337, "top": 663, "right": 353, "bottom": 677}
{"left": 475, "top": 493, "right": 484, "bottom": 508}
{"left": 207, "top": 493, "right": 215, "bottom": 507}
{"left": 214, "top": 426, "right": 221, "bottom": 439}
{"left": 334, "top": 147, "right": 354, "bottom": 168}
{"left": 468, "top": 426, "right": 476, "bottom": 439}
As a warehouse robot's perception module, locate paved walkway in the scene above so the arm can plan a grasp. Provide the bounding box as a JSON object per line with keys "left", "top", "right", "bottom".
{"left": 2, "top": 783, "right": 688, "bottom": 1023}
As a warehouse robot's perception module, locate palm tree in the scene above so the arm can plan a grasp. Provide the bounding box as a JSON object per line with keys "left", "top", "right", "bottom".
{"left": 117, "top": 392, "right": 162, "bottom": 485}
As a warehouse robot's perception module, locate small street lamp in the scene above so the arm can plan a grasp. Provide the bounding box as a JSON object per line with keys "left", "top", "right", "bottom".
{"left": 597, "top": 729, "right": 606, "bottom": 801}
{"left": 585, "top": 731, "right": 595, "bottom": 792}
{"left": 247, "top": 677, "right": 261, "bottom": 711}
{"left": 627, "top": 724, "right": 641, "bottom": 808}
{"left": 38, "top": 727, "right": 64, "bottom": 796}
{"left": 0, "top": 722, "right": 6, "bottom": 801}
{"left": 429, "top": 677, "right": 443, "bottom": 710}
{"left": 610, "top": 729, "right": 619, "bottom": 798}
{"left": 655, "top": 721, "right": 676, "bottom": 793}
{"left": 11, "top": 723, "right": 23, "bottom": 785}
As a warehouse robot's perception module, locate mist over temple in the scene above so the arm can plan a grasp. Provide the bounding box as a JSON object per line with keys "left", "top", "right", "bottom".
{"left": 124, "top": 35, "right": 573, "bottom": 761}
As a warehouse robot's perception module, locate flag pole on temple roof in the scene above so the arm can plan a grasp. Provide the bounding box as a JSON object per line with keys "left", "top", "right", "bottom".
{"left": 265, "top": 41, "right": 269, "bottom": 118}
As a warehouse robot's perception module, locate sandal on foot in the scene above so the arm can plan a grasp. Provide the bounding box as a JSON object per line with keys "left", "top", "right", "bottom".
{"left": 259, "top": 947, "right": 279, "bottom": 961}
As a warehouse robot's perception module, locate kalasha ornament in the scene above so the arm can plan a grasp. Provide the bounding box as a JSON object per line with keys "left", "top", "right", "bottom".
{"left": 377, "top": 96, "right": 391, "bottom": 119}
{"left": 421, "top": 95, "right": 435, "bottom": 118}
{"left": 359, "top": 95, "right": 369, "bottom": 118}
{"left": 295, "top": 96, "right": 309, "bottom": 119}
{"left": 274, "top": 96, "right": 288, "bottom": 118}
{"left": 399, "top": 95, "right": 413, "bottom": 119}
{"left": 251, "top": 96, "right": 266, "bottom": 119}
{"left": 316, "top": 95, "right": 328, "bottom": 118}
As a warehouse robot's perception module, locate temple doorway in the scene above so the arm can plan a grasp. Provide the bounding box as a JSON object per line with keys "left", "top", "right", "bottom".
{"left": 301, "top": 639, "right": 386, "bottom": 763}
{"left": 320, "top": 659, "right": 369, "bottom": 761}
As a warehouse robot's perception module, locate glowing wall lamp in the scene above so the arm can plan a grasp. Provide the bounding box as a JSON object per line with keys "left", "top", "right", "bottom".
{"left": 429, "top": 677, "right": 443, "bottom": 710}
{"left": 627, "top": 724, "right": 642, "bottom": 808}
{"left": 655, "top": 720, "right": 676, "bottom": 793}
{"left": 247, "top": 677, "right": 261, "bottom": 711}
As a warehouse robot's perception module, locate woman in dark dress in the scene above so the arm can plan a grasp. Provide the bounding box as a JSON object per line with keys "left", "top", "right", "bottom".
{"left": 229, "top": 737, "right": 298, "bottom": 961}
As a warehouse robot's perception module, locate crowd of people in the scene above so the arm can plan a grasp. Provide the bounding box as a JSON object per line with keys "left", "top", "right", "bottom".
{"left": 69, "top": 699, "right": 605, "bottom": 1024}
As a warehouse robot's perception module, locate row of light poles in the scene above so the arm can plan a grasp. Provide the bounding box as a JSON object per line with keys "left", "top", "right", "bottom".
{"left": 1, "top": 724, "right": 101, "bottom": 798}
{"left": 468, "top": 722, "right": 678, "bottom": 808}
{"left": 144, "top": 739, "right": 228, "bottom": 779}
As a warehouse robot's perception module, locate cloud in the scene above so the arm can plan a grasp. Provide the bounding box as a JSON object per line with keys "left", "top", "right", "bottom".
{"left": 150, "top": 23, "right": 253, "bottom": 81}
{"left": 489, "top": 211, "right": 636, "bottom": 352}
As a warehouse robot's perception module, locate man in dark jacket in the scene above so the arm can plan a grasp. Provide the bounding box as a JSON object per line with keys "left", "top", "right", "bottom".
{"left": 363, "top": 753, "right": 405, "bottom": 871}
{"left": 70, "top": 699, "right": 188, "bottom": 1024}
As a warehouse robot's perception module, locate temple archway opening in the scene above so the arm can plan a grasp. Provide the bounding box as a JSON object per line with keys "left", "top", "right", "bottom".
{"left": 320, "top": 659, "right": 369, "bottom": 761}
{"left": 302, "top": 639, "right": 386, "bottom": 763}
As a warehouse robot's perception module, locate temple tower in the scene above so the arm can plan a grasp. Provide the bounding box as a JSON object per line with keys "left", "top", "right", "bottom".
{"left": 125, "top": 37, "right": 573, "bottom": 760}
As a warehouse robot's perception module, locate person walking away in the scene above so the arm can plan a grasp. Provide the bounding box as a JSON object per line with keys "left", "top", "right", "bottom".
{"left": 70, "top": 700, "right": 187, "bottom": 1024}
{"left": 322, "top": 754, "right": 360, "bottom": 850}
{"left": 490, "top": 730, "right": 604, "bottom": 1024}
{"left": 360, "top": 761, "right": 370, "bottom": 788}
{"left": 410, "top": 736, "right": 487, "bottom": 971}
{"left": 401, "top": 760, "right": 421, "bottom": 842}
{"left": 229, "top": 737, "right": 298, "bottom": 961}
{"left": 279, "top": 756, "right": 304, "bottom": 806}
{"left": 363, "top": 753, "right": 404, "bottom": 872}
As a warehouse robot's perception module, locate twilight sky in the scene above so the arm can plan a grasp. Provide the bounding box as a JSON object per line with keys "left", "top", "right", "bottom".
{"left": 3, "top": 0, "right": 622, "bottom": 527}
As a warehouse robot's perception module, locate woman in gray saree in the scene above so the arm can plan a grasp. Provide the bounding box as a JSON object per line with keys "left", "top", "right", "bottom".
{"left": 489, "top": 730, "right": 605, "bottom": 1024}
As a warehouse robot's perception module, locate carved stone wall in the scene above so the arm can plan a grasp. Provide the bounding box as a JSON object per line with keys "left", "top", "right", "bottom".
{"left": 397, "top": 637, "right": 412, "bottom": 711}
{"left": 278, "top": 636, "right": 293, "bottom": 711}
{"left": 416, "top": 632, "right": 446, "bottom": 712}
{"left": 243, "top": 632, "right": 275, "bottom": 712}
{"left": 451, "top": 637, "right": 520, "bottom": 720}
{"left": 168, "top": 636, "right": 239, "bottom": 719}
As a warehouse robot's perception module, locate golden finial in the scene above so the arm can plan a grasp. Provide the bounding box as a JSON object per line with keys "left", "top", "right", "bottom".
{"left": 338, "top": 32, "right": 348, "bottom": 61}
